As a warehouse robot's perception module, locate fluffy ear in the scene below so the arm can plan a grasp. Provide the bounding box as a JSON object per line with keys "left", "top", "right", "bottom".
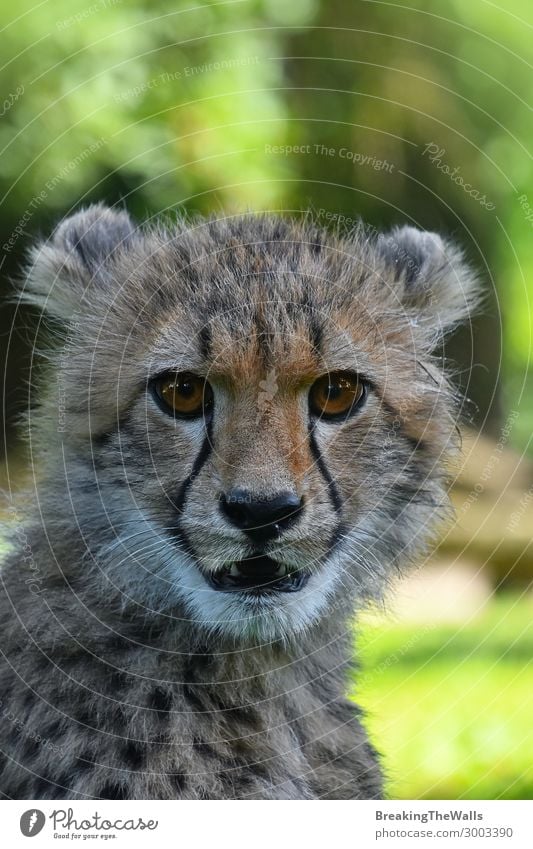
{"left": 375, "top": 225, "right": 481, "bottom": 341}
{"left": 21, "top": 203, "right": 137, "bottom": 321}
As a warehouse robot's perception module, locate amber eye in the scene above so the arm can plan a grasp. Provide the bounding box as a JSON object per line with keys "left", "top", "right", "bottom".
{"left": 309, "top": 371, "right": 366, "bottom": 420}
{"left": 152, "top": 372, "right": 213, "bottom": 418}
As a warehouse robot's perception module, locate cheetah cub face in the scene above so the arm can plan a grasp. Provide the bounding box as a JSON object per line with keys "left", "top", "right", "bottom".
{"left": 24, "top": 206, "right": 477, "bottom": 643}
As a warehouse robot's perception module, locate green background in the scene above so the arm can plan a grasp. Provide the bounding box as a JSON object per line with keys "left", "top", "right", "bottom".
{"left": 1, "top": 0, "right": 532, "bottom": 800}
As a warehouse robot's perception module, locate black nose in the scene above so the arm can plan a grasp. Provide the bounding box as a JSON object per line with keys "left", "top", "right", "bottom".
{"left": 220, "top": 488, "right": 303, "bottom": 542}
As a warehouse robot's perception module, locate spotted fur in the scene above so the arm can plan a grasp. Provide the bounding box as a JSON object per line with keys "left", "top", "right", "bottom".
{"left": 0, "top": 205, "right": 478, "bottom": 799}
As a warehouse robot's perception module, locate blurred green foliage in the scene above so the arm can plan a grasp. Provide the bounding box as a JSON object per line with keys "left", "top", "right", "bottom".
{"left": 0, "top": 0, "right": 531, "bottom": 802}
{"left": 1, "top": 0, "right": 533, "bottom": 447}
{"left": 355, "top": 593, "right": 533, "bottom": 799}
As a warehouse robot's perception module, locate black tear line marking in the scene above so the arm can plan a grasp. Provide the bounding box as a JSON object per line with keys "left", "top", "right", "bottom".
{"left": 307, "top": 423, "right": 343, "bottom": 514}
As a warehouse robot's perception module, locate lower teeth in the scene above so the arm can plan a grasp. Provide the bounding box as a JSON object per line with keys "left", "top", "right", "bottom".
{"left": 223, "top": 563, "right": 289, "bottom": 579}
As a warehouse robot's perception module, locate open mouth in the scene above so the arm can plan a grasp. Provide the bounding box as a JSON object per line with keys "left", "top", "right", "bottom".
{"left": 205, "top": 555, "right": 309, "bottom": 594}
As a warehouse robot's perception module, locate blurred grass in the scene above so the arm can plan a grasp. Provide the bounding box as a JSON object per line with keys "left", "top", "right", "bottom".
{"left": 354, "top": 593, "right": 533, "bottom": 799}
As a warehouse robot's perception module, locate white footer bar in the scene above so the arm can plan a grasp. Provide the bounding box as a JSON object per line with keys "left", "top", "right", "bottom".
{"left": 3, "top": 799, "right": 532, "bottom": 849}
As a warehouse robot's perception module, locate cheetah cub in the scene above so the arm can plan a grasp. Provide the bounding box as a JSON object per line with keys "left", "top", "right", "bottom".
{"left": 0, "top": 206, "right": 477, "bottom": 799}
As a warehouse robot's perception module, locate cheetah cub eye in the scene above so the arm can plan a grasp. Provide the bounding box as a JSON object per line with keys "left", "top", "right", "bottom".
{"left": 151, "top": 371, "right": 214, "bottom": 419}
{"left": 309, "top": 371, "right": 367, "bottom": 421}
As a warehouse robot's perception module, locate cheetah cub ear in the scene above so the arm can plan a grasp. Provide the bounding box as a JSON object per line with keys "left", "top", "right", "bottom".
{"left": 375, "top": 224, "right": 481, "bottom": 345}
{"left": 21, "top": 203, "right": 137, "bottom": 321}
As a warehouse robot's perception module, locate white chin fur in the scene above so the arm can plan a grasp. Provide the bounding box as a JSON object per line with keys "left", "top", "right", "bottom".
{"left": 97, "top": 518, "right": 342, "bottom": 644}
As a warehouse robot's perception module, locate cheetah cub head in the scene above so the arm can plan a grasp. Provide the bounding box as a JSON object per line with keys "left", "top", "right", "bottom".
{"left": 23, "top": 205, "right": 478, "bottom": 643}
